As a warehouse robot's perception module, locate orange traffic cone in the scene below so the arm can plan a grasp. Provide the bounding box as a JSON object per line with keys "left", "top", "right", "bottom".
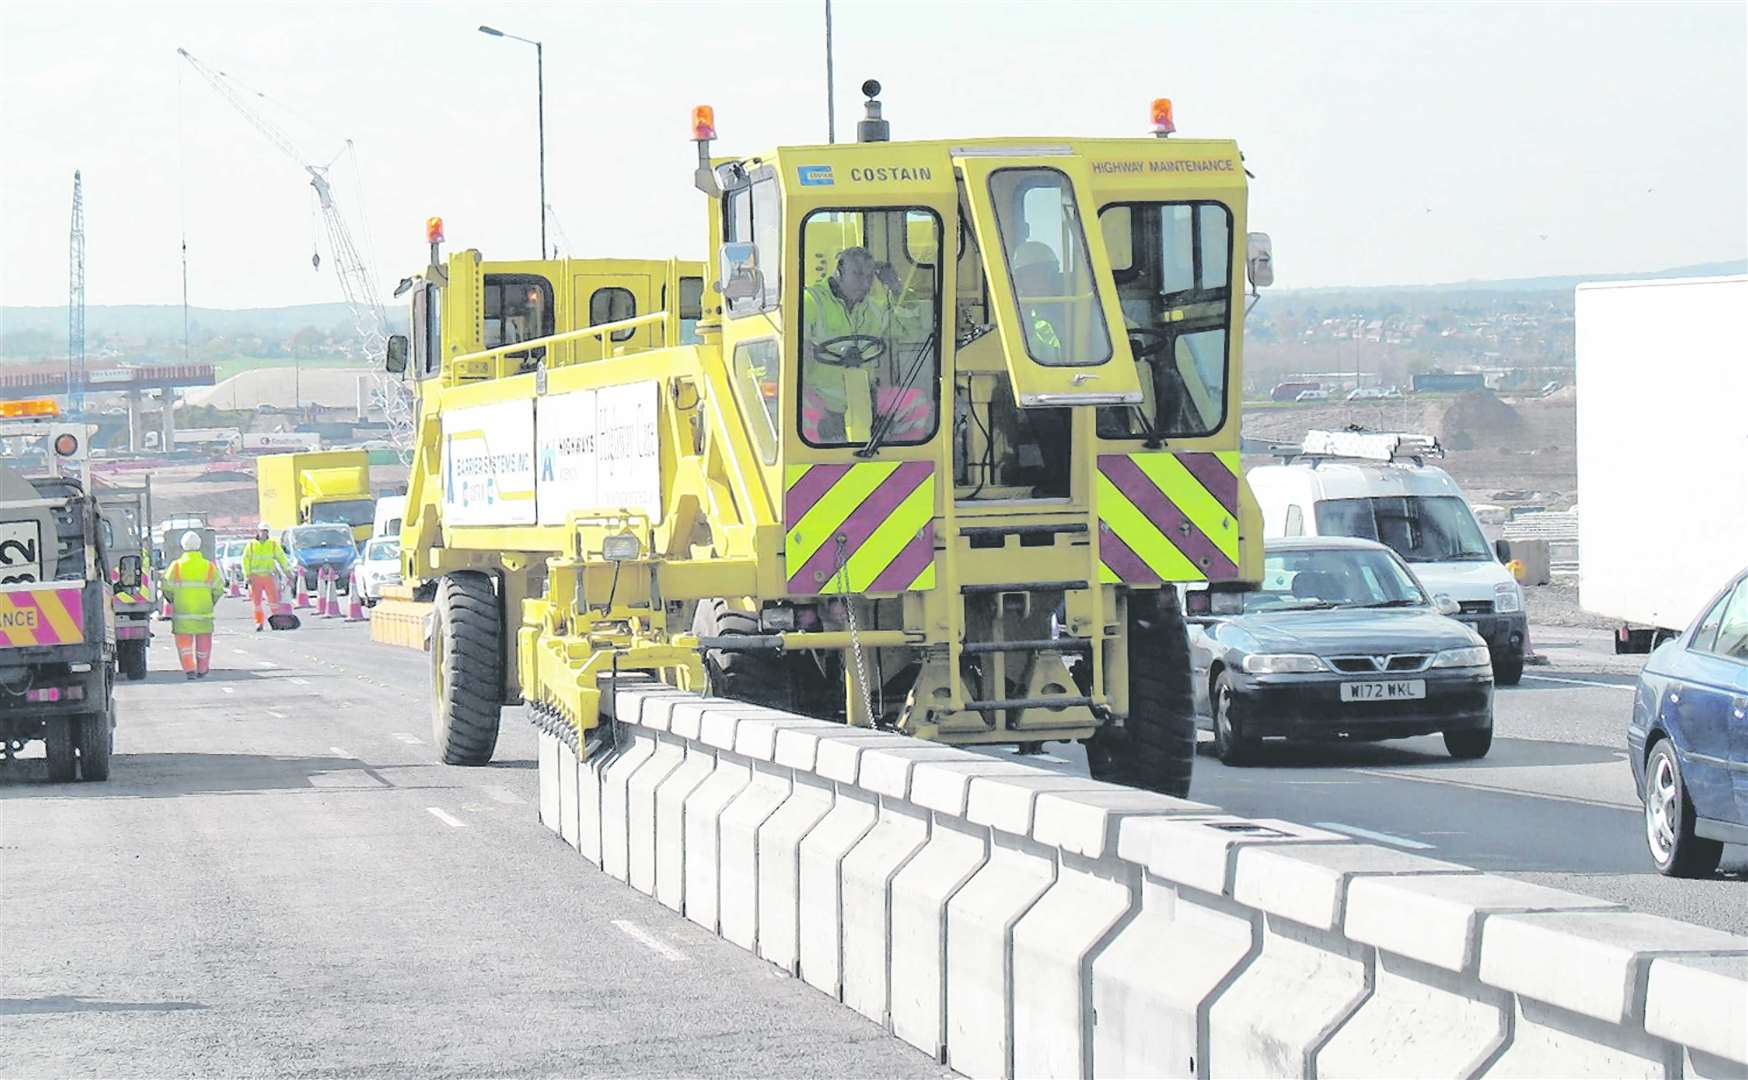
{"left": 226, "top": 574, "right": 241, "bottom": 598}
{"left": 294, "top": 572, "right": 310, "bottom": 609}
{"left": 347, "top": 574, "right": 366, "bottom": 622}
{"left": 324, "top": 567, "right": 343, "bottom": 619}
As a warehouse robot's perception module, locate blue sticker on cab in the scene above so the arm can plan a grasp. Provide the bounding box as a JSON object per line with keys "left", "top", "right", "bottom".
{"left": 797, "top": 164, "right": 834, "bottom": 186}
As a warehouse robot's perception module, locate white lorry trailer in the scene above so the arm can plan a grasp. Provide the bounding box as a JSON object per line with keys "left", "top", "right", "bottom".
{"left": 1576, "top": 274, "right": 1748, "bottom": 650}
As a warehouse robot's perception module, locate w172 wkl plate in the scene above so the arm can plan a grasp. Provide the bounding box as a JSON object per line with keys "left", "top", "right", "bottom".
{"left": 1340, "top": 679, "right": 1426, "bottom": 702}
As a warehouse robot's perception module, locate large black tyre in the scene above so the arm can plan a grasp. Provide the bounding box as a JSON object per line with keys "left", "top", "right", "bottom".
{"left": 44, "top": 718, "right": 77, "bottom": 783}
{"left": 118, "top": 639, "right": 148, "bottom": 681}
{"left": 1211, "top": 670, "right": 1258, "bottom": 765}
{"left": 1085, "top": 590, "right": 1197, "bottom": 798}
{"left": 1643, "top": 740, "right": 1723, "bottom": 878}
{"left": 1492, "top": 652, "right": 1524, "bottom": 687}
{"left": 78, "top": 698, "right": 115, "bottom": 781}
{"left": 430, "top": 571, "right": 503, "bottom": 766}
{"left": 1443, "top": 720, "right": 1493, "bottom": 760}
{"left": 693, "top": 599, "right": 793, "bottom": 709}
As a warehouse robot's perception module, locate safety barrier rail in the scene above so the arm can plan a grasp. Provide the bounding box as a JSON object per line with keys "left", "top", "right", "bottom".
{"left": 451, "top": 311, "right": 674, "bottom": 371}
{"left": 535, "top": 683, "right": 1748, "bottom": 1079}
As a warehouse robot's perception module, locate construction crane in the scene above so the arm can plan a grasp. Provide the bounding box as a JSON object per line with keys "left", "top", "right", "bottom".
{"left": 176, "top": 47, "right": 412, "bottom": 454}
{"left": 67, "top": 170, "right": 86, "bottom": 417}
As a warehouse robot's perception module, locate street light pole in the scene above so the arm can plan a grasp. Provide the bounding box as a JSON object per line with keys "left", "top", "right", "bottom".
{"left": 479, "top": 25, "right": 547, "bottom": 257}
{"left": 825, "top": 0, "right": 836, "bottom": 143}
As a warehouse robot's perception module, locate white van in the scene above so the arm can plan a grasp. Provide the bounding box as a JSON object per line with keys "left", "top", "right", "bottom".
{"left": 372, "top": 495, "right": 407, "bottom": 541}
{"left": 1247, "top": 431, "right": 1527, "bottom": 683}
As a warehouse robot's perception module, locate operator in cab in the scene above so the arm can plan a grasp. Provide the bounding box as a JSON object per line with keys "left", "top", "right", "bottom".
{"left": 242, "top": 522, "right": 292, "bottom": 632}
{"left": 1008, "top": 241, "right": 1066, "bottom": 361}
{"left": 164, "top": 531, "right": 224, "bottom": 679}
{"left": 800, "top": 246, "right": 928, "bottom": 443}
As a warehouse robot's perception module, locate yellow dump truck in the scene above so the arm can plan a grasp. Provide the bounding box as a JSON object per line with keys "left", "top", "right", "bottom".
{"left": 256, "top": 449, "right": 373, "bottom": 543}
{"left": 388, "top": 89, "right": 1267, "bottom": 796}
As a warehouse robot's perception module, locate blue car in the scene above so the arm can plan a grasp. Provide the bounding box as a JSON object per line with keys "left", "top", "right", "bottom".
{"left": 1628, "top": 567, "right": 1748, "bottom": 877}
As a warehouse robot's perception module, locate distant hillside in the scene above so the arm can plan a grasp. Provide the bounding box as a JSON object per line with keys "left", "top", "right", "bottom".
{"left": 1280, "top": 259, "right": 1746, "bottom": 298}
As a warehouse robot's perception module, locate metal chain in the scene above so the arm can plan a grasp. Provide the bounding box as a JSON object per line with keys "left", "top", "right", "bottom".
{"left": 833, "top": 536, "right": 876, "bottom": 728}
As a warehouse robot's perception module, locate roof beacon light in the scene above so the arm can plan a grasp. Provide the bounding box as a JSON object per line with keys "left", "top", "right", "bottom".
{"left": 1150, "top": 98, "right": 1176, "bottom": 137}
{"left": 0, "top": 398, "right": 60, "bottom": 418}
{"left": 691, "top": 105, "right": 716, "bottom": 143}
{"left": 425, "top": 216, "right": 445, "bottom": 245}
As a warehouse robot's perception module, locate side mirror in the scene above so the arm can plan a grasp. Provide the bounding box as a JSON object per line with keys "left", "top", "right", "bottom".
{"left": 1433, "top": 593, "right": 1460, "bottom": 617}
{"left": 719, "top": 242, "right": 766, "bottom": 307}
{"left": 1246, "top": 232, "right": 1274, "bottom": 289}
{"left": 117, "top": 555, "right": 142, "bottom": 589}
{"left": 385, "top": 334, "right": 409, "bottom": 374}
{"left": 1493, "top": 538, "right": 1511, "bottom": 563}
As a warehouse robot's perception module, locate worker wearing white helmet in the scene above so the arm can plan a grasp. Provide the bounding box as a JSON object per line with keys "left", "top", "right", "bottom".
{"left": 241, "top": 522, "right": 291, "bottom": 632}
{"left": 164, "top": 531, "right": 224, "bottom": 679}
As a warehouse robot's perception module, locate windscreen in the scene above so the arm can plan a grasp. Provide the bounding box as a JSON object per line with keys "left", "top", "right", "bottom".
{"left": 291, "top": 525, "right": 355, "bottom": 549}
{"left": 310, "top": 499, "right": 375, "bottom": 528}
{"left": 987, "top": 168, "right": 1112, "bottom": 367}
{"left": 1248, "top": 546, "right": 1426, "bottom": 611}
{"left": 367, "top": 538, "right": 400, "bottom": 561}
{"left": 1314, "top": 495, "right": 1492, "bottom": 563}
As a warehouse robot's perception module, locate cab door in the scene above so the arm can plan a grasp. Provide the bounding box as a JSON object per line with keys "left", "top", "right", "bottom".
{"left": 954, "top": 155, "right": 1143, "bottom": 407}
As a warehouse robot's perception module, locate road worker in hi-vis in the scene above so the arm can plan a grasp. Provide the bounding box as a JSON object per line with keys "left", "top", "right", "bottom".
{"left": 164, "top": 531, "right": 224, "bottom": 679}
{"left": 241, "top": 522, "right": 292, "bottom": 632}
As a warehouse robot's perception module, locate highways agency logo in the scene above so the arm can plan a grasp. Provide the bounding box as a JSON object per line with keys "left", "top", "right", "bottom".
{"left": 797, "top": 164, "right": 834, "bottom": 186}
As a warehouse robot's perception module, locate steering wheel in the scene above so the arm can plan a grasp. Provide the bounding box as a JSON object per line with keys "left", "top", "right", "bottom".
{"left": 812, "top": 334, "right": 888, "bottom": 368}
{"left": 1126, "top": 326, "right": 1171, "bottom": 359}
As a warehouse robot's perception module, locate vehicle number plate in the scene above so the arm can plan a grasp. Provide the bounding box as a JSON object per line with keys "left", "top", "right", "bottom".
{"left": 1340, "top": 679, "right": 1426, "bottom": 702}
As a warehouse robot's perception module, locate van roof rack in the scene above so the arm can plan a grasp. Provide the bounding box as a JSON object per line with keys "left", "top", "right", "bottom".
{"left": 1280, "top": 429, "right": 1445, "bottom": 465}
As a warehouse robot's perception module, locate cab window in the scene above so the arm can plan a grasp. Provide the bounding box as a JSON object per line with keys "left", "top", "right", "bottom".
{"left": 986, "top": 168, "right": 1113, "bottom": 368}
{"left": 483, "top": 275, "right": 554, "bottom": 363}
{"left": 796, "top": 207, "right": 942, "bottom": 448}
{"left": 731, "top": 339, "right": 782, "bottom": 464}
{"left": 721, "top": 172, "right": 782, "bottom": 316}
{"left": 414, "top": 283, "right": 442, "bottom": 380}
{"left": 1096, "top": 201, "right": 1233, "bottom": 440}
{"left": 589, "top": 287, "right": 636, "bottom": 342}
{"left": 678, "top": 277, "right": 704, "bottom": 343}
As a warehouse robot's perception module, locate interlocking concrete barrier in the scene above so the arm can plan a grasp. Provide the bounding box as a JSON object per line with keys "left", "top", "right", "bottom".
{"left": 530, "top": 684, "right": 1748, "bottom": 1079}
{"left": 367, "top": 587, "right": 430, "bottom": 650}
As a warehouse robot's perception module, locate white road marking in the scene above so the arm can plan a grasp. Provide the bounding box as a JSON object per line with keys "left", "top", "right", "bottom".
{"left": 220, "top": 686, "right": 234, "bottom": 695}
{"left": 483, "top": 785, "right": 523, "bottom": 805}
{"left": 394, "top": 733, "right": 423, "bottom": 745}
{"left": 290, "top": 677, "right": 310, "bottom": 686}
{"left": 231, "top": 649, "right": 250, "bottom": 656}
{"left": 256, "top": 660, "right": 277, "bottom": 669}
{"left": 1314, "top": 821, "right": 1435, "bottom": 850}
{"left": 330, "top": 746, "right": 353, "bottom": 758}
{"left": 611, "top": 919, "right": 687, "bottom": 961}
{"left": 1520, "top": 674, "right": 1635, "bottom": 691}
{"left": 1280, "top": 779, "right": 1362, "bottom": 785}
{"left": 426, "top": 807, "right": 466, "bottom": 828}
{"left": 268, "top": 711, "right": 287, "bottom": 720}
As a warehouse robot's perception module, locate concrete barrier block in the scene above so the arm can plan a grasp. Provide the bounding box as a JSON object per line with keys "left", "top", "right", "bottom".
{"left": 666, "top": 698, "right": 716, "bottom": 741}
{"left": 626, "top": 734, "right": 686, "bottom": 896}
{"left": 537, "top": 730, "right": 560, "bottom": 834}
{"left": 1012, "top": 849, "right": 1140, "bottom": 1079}
{"left": 855, "top": 743, "right": 980, "bottom": 800}
{"left": 1115, "top": 815, "right": 1346, "bottom": 897}
{"left": 632, "top": 688, "right": 698, "bottom": 732}
{"left": 1316, "top": 949, "right": 1507, "bottom": 1079}
{"left": 733, "top": 715, "right": 838, "bottom": 762}
{"left": 758, "top": 772, "right": 836, "bottom": 974}
{"left": 1207, "top": 912, "right": 1368, "bottom": 1079}
{"left": 945, "top": 831, "right": 1058, "bottom": 1079}
{"left": 799, "top": 785, "right": 879, "bottom": 999}
{"left": 1484, "top": 996, "right": 1676, "bottom": 1078}
{"left": 1346, "top": 872, "right": 1619, "bottom": 973}
{"left": 699, "top": 704, "right": 761, "bottom": 751}
{"left": 1091, "top": 874, "right": 1253, "bottom": 1079}
{"left": 681, "top": 749, "right": 753, "bottom": 932}
{"left": 653, "top": 744, "right": 718, "bottom": 912}
{"left": 1686, "top": 1047, "right": 1748, "bottom": 1080}
{"left": 773, "top": 725, "right": 832, "bottom": 772}
{"left": 1232, "top": 842, "right": 1472, "bottom": 932}
{"left": 718, "top": 760, "right": 794, "bottom": 953}
{"left": 964, "top": 773, "right": 1111, "bottom": 836}
{"left": 890, "top": 814, "right": 991, "bottom": 1062}
{"left": 842, "top": 799, "right": 932, "bottom": 1026}
{"left": 600, "top": 728, "right": 661, "bottom": 883}
{"left": 560, "top": 741, "right": 582, "bottom": 854}
{"left": 814, "top": 730, "right": 905, "bottom": 784}
{"left": 908, "top": 759, "right": 1038, "bottom": 816}
{"left": 1644, "top": 954, "right": 1748, "bottom": 1067}
{"left": 1480, "top": 909, "right": 1748, "bottom": 1025}
{"left": 574, "top": 738, "right": 614, "bottom": 864}
{"left": 1030, "top": 787, "right": 1215, "bottom": 859}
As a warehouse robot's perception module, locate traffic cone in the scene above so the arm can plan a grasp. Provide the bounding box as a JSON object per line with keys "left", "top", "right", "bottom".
{"left": 160, "top": 593, "right": 172, "bottom": 620}
{"left": 227, "top": 574, "right": 241, "bottom": 598}
{"left": 347, "top": 574, "right": 366, "bottom": 622}
{"left": 324, "top": 568, "right": 342, "bottom": 618}
{"left": 294, "top": 573, "right": 310, "bottom": 609}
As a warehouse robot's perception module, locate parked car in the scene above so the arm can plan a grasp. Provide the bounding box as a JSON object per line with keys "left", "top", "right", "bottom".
{"left": 354, "top": 536, "right": 401, "bottom": 606}
{"left": 1628, "top": 566, "right": 1748, "bottom": 877}
{"left": 281, "top": 524, "right": 358, "bottom": 594}
{"left": 1185, "top": 537, "right": 1495, "bottom": 763}
{"left": 1295, "top": 389, "right": 1330, "bottom": 402}
{"left": 217, "top": 537, "right": 247, "bottom": 587}
{"left": 1346, "top": 387, "right": 1386, "bottom": 402}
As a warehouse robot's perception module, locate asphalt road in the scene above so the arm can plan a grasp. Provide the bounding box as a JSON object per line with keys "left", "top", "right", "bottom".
{"left": 1, "top": 608, "right": 949, "bottom": 1078}
{"left": 4, "top": 609, "right": 1740, "bottom": 1075}
{"left": 984, "top": 624, "right": 1748, "bottom": 934}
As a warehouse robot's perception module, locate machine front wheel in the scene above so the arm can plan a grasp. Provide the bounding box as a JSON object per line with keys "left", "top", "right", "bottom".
{"left": 430, "top": 572, "right": 503, "bottom": 766}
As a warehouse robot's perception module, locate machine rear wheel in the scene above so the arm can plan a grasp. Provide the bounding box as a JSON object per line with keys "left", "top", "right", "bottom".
{"left": 1085, "top": 589, "right": 1197, "bottom": 798}
{"left": 118, "top": 639, "right": 148, "bottom": 681}
{"left": 430, "top": 572, "right": 503, "bottom": 766}
{"left": 78, "top": 697, "right": 114, "bottom": 781}
{"left": 693, "top": 599, "right": 794, "bottom": 710}
{"left": 45, "top": 718, "right": 77, "bottom": 783}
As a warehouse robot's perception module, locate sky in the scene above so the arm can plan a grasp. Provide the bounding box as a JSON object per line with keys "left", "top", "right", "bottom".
{"left": 1, "top": 0, "right": 1743, "bottom": 311}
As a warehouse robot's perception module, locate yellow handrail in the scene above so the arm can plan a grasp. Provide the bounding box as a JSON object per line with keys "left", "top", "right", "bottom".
{"left": 453, "top": 310, "right": 672, "bottom": 368}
